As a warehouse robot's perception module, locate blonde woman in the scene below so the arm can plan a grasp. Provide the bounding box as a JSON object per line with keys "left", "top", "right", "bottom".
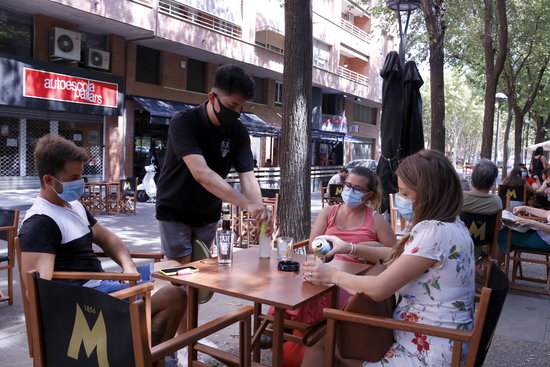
{"left": 303, "top": 150, "right": 475, "bottom": 367}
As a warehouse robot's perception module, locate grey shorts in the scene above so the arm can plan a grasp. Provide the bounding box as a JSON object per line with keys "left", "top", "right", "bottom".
{"left": 158, "top": 220, "right": 217, "bottom": 258}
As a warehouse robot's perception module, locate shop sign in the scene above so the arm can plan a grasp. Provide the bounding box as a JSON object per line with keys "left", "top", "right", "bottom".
{"left": 321, "top": 114, "right": 347, "bottom": 134}
{"left": 23, "top": 68, "right": 118, "bottom": 108}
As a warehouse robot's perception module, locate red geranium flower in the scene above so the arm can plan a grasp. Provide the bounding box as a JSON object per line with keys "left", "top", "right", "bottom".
{"left": 412, "top": 333, "right": 430, "bottom": 352}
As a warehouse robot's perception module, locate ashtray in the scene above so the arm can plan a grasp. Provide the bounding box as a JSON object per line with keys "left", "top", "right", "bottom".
{"left": 278, "top": 260, "right": 300, "bottom": 272}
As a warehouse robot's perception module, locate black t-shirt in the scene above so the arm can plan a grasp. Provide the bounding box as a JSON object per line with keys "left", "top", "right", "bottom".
{"left": 156, "top": 102, "right": 254, "bottom": 226}
{"left": 19, "top": 198, "right": 103, "bottom": 286}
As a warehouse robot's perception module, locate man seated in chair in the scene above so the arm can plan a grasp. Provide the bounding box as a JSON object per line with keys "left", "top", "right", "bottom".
{"left": 328, "top": 167, "right": 348, "bottom": 186}
{"left": 19, "top": 134, "right": 187, "bottom": 366}
{"left": 463, "top": 159, "right": 502, "bottom": 215}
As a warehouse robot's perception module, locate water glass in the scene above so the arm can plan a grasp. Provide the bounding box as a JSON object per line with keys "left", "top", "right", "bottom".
{"left": 275, "top": 237, "right": 294, "bottom": 261}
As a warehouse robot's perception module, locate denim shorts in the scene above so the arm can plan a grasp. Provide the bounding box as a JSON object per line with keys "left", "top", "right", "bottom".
{"left": 84, "top": 263, "right": 154, "bottom": 294}
{"left": 158, "top": 220, "right": 217, "bottom": 258}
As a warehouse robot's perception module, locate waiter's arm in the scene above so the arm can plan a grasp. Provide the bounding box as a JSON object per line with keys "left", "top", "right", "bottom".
{"left": 239, "top": 171, "right": 270, "bottom": 221}
{"left": 183, "top": 154, "right": 263, "bottom": 212}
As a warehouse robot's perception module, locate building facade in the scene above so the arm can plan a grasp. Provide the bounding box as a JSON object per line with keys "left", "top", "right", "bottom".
{"left": 0, "top": 0, "right": 394, "bottom": 189}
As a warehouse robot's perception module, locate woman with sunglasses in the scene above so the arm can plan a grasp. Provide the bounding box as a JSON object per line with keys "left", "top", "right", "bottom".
{"left": 302, "top": 150, "right": 474, "bottom": 367}
{"left": 271, "top": 166, "right": 395, "bottom": 366}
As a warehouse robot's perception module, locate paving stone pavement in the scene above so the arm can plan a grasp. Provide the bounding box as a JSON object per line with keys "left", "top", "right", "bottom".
{"left": 1, "top": 189, "right": 549, "bottom": 366}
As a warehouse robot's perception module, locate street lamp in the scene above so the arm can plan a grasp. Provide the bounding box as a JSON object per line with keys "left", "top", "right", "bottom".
{"left": 387, "top": 0, "right": 422, "bottom": 64}
{"left": 494, "top": 92, "right": 508, "bottom": 164}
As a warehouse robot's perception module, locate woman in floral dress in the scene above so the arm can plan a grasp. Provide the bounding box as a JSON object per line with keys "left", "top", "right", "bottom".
{"left": 302, "top": 149, "right": 475, "bottom": 367}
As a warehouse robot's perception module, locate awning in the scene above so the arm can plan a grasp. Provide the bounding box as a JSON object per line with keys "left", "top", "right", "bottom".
{"left": 240, "top": 112, "right": 280, "bottom": 136}
{"left": 312, "top": 129, "right": 345, "bottom": 143}
{"left": 527, "top": 140, "right": 550, "bottom": 153}
{"left": 345, "top": 135, "right": 374, "bottom": 144}
{"left": 132, "top": 96, "right": 195, "bottom": 125}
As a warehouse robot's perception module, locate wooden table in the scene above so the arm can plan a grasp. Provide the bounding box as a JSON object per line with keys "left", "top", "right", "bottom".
{"left": 85, "top": 182, "right": 120, "bottom": 215}
{"left": 153, "top": 247, "right": 369, "bottom": 367}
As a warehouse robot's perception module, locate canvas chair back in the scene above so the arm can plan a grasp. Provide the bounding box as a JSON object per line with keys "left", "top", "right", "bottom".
{"left": 27, "top": 271, "right": 136, "bottom": 367}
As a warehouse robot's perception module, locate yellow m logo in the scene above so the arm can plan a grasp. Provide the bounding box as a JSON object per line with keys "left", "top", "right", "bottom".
{"left": 335, "top": 186, "right": 343, "bottom": 195}
{"left": 67, "top": 303, "right": 109, "bottom": 367}
{"left": 469, "top": 222, "right": 486, "bottom": 241}
{"left": 122, "top": 181, "right": 131, "bottom": 191}
{"left": 506, "top": 189, "right": 517, "bottom": 199}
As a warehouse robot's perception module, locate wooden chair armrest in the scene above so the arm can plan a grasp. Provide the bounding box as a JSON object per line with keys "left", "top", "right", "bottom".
{"left": 109, "top": 282, "right": 154, "bottom": 299}
{"left": 322, "top": 308, "right": 472, "bottom": 342}
{"left": 52, "top": 271, "right": 141, "bottom": 281}
{"left": 148, "top": 305, "right": 254, "bottom": 361}
{"left": 94, "top": 251, "right": 164, "bottom": 261}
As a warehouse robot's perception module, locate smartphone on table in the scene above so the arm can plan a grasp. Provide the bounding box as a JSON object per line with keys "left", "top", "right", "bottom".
{"left": 160, "top": 265, "right": 199, "bottom": 276}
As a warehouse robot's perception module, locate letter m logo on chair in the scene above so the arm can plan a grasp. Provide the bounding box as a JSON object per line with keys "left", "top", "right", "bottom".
{"left": 468, "top": 221, "right": 486, "bottom": 242}
{"left": 506, "top": 189, "right": 517, "bottom": 199}
{"left": 67, "top": 304, "right": 109, "bottom": 367}
{"left": 335, "top": 186, "right": 343, "bottom": 195}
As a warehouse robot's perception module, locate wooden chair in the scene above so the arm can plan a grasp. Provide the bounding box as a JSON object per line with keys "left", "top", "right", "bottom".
{"left": 261, "top": 188, "right": 279, "bottom": 232}
{"left": 78, "top": 177, "right": 96, "bottom": 213}
{"left": 320, "top": 180, "right": 329, "bottom": 208}
{"left": 0, "top": 209, "right": 19, "bottom": 305}
{"left": 105, "top": 182, "right": 121, "bottom": 215}
{"left": 322, "top": 261, "right": 509, "bottom": 366}
{"left": 504, "top": 209, "right": 550, "bottom": 296}
{"left": 326, "top": 184, "right": 343, "bottom": 206}
{"left": 498, "top": 184, "right": 527, "bottom": 210}
{"left": 15, "top": 237, "right": 163, "bottom": 358}
{"left": 25, "top": 269, "right": 253, "bottom": 367}
{"left": 459, "top": 211, "right": 501, "bottom": 260}
{"left": 120, "top": 177, "right": 139, "bottom": 215}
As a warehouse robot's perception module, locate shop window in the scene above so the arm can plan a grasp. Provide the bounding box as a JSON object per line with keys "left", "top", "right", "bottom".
{"left": 354, "top": 103, "right": 376, "bottom": 125}
{"left": 253, "top": 76, "right": 266, "bottom": 104}
{"left": 187, "top": 58, "right": 206, "bottom": 93}
{"left": 59, "top": 121, "right": 103, "bottom": 176}
{"left": 136, "top": 45, "right": 160, "bottom": 85}
{"left": 0, "top": 117, "right": 20, "bottom": 176}
{"left": 275, "top": 81, "right": 283, "bottom": 107}
{"left": 0, "top": 8, "right": 32, "bottom": 58}
{"left": 25, "top": 120, "right": 50, "bottom": 176}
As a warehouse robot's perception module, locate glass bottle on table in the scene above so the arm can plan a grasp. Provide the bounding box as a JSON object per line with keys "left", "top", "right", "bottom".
{"left": 216, "top": 207, "right": 233, "bottom": 266}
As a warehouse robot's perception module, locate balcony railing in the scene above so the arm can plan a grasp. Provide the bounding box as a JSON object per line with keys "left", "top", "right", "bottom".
{"left": 159, "top": 0, "right": 242, "bottom": 38}
{"left": 338, "top": 66, "right": 369, "bottom": 87}
{"left": 340, "top": 18, "right": 371, "bottom": 42}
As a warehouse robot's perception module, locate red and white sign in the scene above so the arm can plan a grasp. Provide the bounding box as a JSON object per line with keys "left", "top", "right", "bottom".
{"left": 23, "top": 68, "right": 118, "bottom": 108}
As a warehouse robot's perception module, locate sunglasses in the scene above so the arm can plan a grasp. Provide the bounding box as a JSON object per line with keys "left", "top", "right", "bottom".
{"left": 343, "top": 181, "right": 370, "bottom": 194}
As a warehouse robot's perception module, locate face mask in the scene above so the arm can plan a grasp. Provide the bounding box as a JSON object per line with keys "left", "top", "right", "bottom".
{"left": 394, "top": 194, "right": 414, "bottom": 221}
{"left": 342, "top": 187, "right": 365, "bottom": 208}
{"left": 51, "top": 177, "right": 85, "bottom": 202}
{"left": 521, "top": 171, "right": 528, "bottom": 178}
{"left": 214, "top": 95, "right": 241, "bottom": 126}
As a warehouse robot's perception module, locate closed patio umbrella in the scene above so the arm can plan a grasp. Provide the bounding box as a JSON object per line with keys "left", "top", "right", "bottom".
{"left": 376, "top": 51, "right": 404, "bottom": 213}
{"left": 401, "top": 60, "right": 424, "bottom": 158}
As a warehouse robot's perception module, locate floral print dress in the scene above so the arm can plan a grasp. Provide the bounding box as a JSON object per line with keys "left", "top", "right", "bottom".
{"left": 364, "top": 219, "right": 475, "bottom": 367}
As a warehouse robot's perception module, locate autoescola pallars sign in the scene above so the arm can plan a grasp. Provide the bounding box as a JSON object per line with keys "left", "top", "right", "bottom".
{"left": 23, "top": 67, "right": 118, "bottom": 108}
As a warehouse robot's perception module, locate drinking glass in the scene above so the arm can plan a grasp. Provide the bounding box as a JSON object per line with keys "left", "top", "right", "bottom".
{"left": 275, "top": 237, "right": 294, "bottom": 261}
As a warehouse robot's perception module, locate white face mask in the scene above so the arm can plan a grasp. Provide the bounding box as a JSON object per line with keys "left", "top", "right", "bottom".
{"left": 394, "top": 194, "right": 414, "bottom": 221}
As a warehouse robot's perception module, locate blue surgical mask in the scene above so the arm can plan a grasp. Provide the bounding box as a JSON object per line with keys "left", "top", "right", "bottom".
{"left": 394, "top": 194, "right": 414, "bottom": 221}
{"left": 521, "top": 171, "right": 528, "bottom": 178}
{"left": 51, "top": 177, "right": 85, "bottom": 202}
{"left": 342, "top": 187, "right": 365, "bottom": 208}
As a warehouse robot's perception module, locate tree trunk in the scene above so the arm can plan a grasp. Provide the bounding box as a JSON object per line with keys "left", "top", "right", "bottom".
{"left": 513, "top": 106, "right": 524, "bottom": 166}
{"left": 279, "top": 0, "right": 312, "bottom": 241}
{"left": 421, "top": 0, "right": 446, "bottom": 153}
{"left": 480, "top": 0, "right": 508, "bottom": 159}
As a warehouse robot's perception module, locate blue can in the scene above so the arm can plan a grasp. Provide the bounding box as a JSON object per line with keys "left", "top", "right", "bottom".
{"left": 311, "top": 237, "right": 334, "bottom": 263}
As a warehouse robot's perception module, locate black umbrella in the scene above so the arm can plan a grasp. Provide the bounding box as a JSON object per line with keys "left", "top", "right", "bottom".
{"left": 401, "top": 61, "right": 424, "bottom": 158}
{"left": 376, "top": 51, "right": 404, "bottom": 213}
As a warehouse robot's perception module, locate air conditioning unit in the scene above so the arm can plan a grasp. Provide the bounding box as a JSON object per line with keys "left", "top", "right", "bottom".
{"left": 83, "top": 48, "right": 110, "bottom": 70}
{"left": 50, "top": 27, "right": 81, "bottom": 61}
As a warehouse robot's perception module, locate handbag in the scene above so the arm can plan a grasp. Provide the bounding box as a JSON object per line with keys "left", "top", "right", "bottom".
{"left": 336, "top": 261, "right": 396, "bottom": 362}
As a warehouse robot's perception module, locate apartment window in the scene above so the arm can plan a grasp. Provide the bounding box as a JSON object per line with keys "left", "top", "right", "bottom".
{"left": 275, "top": 82, "right": 283, "bottom": 106}
{"left": 354, "top": 103, "right": 377, "bottom": 125}
{"left": 313, "top": 39, "right": 330, "bottom": 70}
{"left": 0, "top": 8, "right": 32, "bottom": 58}
{"left": 136, "top": 45, "right": 160, "bottom": 85}
{"left": 253, "top": 76, "right": 266, "bottom": 104}
{"left": 81, "top": 30, "right": 106, "bottom": 51}
{"left": 187, "top": 58, "right": 206, "bottom": 93}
